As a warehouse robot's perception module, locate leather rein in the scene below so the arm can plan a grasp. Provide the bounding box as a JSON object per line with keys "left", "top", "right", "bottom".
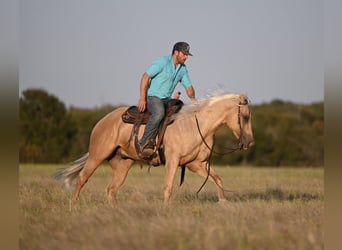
{"left": 194, "top": 102, "right": 247, "bottom": 155}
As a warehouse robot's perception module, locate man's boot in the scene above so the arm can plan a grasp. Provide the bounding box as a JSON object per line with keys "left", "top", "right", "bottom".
{"left": 139, "top": 140, "right": 155, "bottom": 159}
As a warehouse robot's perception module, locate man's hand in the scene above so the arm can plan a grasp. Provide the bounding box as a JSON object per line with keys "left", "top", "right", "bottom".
{"left": 191, "top": 98, "right": 198, "bottom": 104}
{"left": 138, "top": 98, "right": 146, "bottom": 112}
{"left": 138, "top": 72, "right": 150, "bottom": 112}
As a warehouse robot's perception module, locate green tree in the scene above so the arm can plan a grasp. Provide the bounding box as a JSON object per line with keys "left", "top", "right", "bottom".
{"left": 19, "top": 88, "right": 323, "bottom": 167}
{"left": 212, "top": 100, "right": 324, "bottom": 167}
{"left": 19, "top": 89, "right": 77, "bottom": 163}
{"left": 67, "top": 105, "right": 119, "bottom": 158}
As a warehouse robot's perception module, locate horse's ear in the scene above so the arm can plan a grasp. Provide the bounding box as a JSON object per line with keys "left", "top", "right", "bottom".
{"left": 239, "top": 93, "right": 248, "bottom": 105}
{"left": 238, "top": 93, "right": 244, "bottom": 104}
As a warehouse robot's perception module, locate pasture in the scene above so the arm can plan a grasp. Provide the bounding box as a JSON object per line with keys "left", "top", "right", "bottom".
{"left": 19, "top": 164, "right": 323, "bottom": 250}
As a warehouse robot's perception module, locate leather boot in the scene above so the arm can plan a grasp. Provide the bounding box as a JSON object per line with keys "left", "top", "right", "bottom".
{"left": 139, "top": 140, "right": 155, "bottom": 159}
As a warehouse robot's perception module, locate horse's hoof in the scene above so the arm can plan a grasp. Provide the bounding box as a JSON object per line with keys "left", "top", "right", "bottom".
{"left": 217, "top": 199, "right": 230, "bottom": 206}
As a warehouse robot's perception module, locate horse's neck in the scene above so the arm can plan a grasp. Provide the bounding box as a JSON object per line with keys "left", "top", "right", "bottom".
{"left": 196, "top": 101, "right": 232, "bottom": 137}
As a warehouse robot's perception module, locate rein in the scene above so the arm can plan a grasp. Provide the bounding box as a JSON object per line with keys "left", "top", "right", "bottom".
{"left": 194, "top": 103, "right": 247, "bottom": 195}
{"left": 194, "top": 101, "right": 246, "bottom": 155}
{"left": 194, "top": 115, "right": 240, "bottom": 155}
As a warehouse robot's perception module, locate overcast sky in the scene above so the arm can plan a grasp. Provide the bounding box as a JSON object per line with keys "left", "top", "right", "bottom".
{"left": 19, "top": 0, "right": 323, "bottom": 108}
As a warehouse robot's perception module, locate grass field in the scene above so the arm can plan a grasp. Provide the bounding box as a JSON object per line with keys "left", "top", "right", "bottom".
{"left": 19, "top": 164, "right": 324, "bottom": 250}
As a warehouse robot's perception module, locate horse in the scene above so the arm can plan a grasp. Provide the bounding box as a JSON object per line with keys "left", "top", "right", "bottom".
{"left": 54, "top": 93, "right": 254, "bottom": 205}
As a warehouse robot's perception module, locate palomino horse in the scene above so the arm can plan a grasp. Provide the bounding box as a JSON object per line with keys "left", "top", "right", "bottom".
{"left": 54, "top": 93, "right": 254, "bottom": 204}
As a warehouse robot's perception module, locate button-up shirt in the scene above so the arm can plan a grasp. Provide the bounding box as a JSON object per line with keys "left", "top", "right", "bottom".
{"left": 146, "top": 55, "right": 192, "bottom": 99}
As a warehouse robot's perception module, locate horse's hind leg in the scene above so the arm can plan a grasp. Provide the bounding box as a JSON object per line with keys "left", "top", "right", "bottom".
{"left": 72, "top": 156, "right": 103, "bottom": 204}
{"left": 106, "top": 155, "right": 134, "bottom": 204}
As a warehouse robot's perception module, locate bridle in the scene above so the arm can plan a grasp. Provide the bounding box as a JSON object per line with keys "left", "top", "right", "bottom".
{"left": 194, "top": 99, "right": 251, "bottom": 195}
{"left": 194, "top": 100, "right": 249, "bottom": 155}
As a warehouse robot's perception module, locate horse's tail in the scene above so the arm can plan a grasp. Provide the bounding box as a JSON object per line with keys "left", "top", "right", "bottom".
{"left": 53, "top": 152, "right": 89, "bottom": 191}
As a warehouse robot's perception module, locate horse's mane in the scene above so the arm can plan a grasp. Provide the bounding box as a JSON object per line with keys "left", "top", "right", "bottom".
{"left": 173, "top": 92, "right": 241, "bottom": 120}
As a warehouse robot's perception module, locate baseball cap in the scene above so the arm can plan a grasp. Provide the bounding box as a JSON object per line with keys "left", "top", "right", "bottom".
{"left": 173, "top": 42, "right": 193, "bottom": 56}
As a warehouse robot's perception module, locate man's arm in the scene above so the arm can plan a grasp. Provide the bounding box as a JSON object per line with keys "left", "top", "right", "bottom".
{"left": 138, "top": 72, "right": 150, "bottom": 112}
{"left": 185, "top": 86, "right": 196, "bottom": 103}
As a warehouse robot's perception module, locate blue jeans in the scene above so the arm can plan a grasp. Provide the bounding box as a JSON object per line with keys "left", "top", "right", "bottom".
{"left": 139, "top": 96, "right": 168, "bottom": 145}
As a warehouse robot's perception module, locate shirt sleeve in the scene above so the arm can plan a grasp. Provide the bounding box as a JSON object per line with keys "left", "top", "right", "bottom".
{"left": 180, "top": 66, "right": 192, "bottom": 87}
{"left": 145, "top": 57, "right": 165, "bottom": 78}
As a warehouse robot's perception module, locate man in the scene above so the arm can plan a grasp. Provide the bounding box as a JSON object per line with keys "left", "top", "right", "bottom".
{"left": 138, "top": 42, "right": 196, "bottom": 158}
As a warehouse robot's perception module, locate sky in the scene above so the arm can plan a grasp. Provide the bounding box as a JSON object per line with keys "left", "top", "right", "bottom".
{"left": 19, "top": 0, "right": 323, "bottom": 108}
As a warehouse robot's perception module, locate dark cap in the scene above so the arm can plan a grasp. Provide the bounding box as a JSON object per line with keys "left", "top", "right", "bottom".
{"left": 173, "top": 42, "right": 193, "bottom": 56}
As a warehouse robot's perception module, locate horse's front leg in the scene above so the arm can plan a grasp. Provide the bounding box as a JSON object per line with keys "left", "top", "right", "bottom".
{"left": 186, "top": 161, "right": 226, "bottom": 202}
{"left": 163, "top": 158, "right": 179, "bottom": 204}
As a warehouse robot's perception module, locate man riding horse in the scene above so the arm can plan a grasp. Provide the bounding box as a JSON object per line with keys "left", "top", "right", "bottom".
{"left": 53, "top": 42, "right": 254, "bottom": 205}
{"left": 137, "top": 42, "right": 197, "bottom": 158}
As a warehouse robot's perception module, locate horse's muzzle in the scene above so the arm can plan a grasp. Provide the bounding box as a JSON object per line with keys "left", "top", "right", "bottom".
{"left": 239, "top": 140, "right": 255, "bottom": 150}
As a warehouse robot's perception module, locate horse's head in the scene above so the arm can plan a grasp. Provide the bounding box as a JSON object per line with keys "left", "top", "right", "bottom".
{"left": 225, "top": 94, "right": 255, "bottom": 150}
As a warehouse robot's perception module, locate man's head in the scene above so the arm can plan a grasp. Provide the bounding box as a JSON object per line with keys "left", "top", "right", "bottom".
{"left": 172, "top": 42, "right": 193, "bottom": 56}
{"left": 172, "top": 42, "right": 192, "bottom": 65}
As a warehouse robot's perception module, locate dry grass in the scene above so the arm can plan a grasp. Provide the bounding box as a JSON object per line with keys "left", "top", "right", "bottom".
{"left": 19, "top": 164, "right": 324, "bottom": 250}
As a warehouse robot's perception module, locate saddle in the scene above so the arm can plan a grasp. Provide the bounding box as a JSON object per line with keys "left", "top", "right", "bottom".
{"left": 121, "top": 99, "right": 184, "bottom": 164}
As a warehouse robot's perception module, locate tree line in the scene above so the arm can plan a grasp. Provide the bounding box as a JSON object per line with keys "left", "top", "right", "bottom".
{"left": 19, "top": 89, "right": 323, "bottom": 167}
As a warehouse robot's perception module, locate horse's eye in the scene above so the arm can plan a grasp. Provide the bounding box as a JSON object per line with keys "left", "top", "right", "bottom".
{"left": 243, "top": 115, "right": 249, "bottom": 122}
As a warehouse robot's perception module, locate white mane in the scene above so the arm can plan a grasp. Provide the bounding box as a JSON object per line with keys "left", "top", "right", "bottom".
{"left": 173, "top": 92, "right": 240, "bottom": 120}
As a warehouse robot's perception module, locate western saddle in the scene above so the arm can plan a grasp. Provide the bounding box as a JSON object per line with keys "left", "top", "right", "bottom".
{"left": 121, "top": 99, "right": 183, "bottom": 165}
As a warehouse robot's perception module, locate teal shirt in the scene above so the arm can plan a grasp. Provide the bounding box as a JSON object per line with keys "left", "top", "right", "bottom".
{"left": 145, "top": 55, "right": 192, "bottom": 99}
